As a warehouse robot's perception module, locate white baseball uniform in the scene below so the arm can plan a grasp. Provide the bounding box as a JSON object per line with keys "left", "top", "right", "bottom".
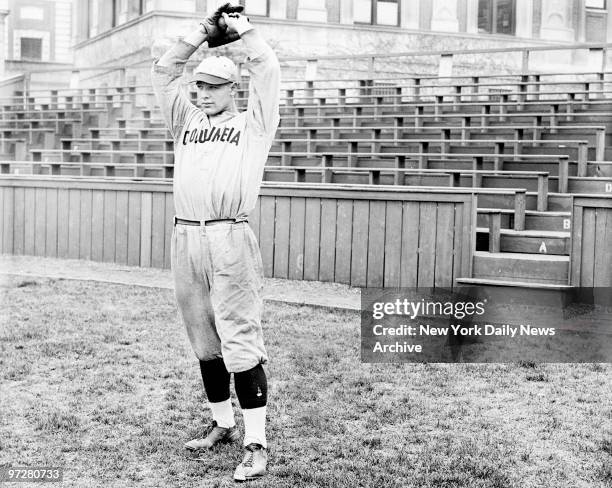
{"left": 152, "top": 31, "right": 280, "bottom": 373}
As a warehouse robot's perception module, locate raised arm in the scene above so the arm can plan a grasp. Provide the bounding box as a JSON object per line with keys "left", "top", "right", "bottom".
{"left": 223, "top": 13, "right": 281, "bottom": 138}
{"left": 151, "top": 3, "right": 245, "bottom": 140}
{"left": 151, "top": 31, "right": 203, "bottom": 140}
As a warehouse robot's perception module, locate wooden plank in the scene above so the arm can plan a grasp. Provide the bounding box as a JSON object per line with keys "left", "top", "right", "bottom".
{"left": 67, "top": 189, "right": 81, "bottom": 259}
{"left": 602, "top": 208, "right": 612, "bottom": 286}
{"left": 34, "top": 188, "right": 46, "bottom": 256}
{"left": 2, "top": 187, "right": 14, "bottom": 254}
{"left": 303, "top": 198, "right": 321, "bottom": 281}
{"left": 91, "top": 190, "right": 105, "bottom": 261}
{"left": 115, "top": 190, "right": 129, "bottom": 265}
{"left": 163, "top": 193, "right": 174, "bottom": 269}
{"left": 580, "top": 207, "right": 596, "bottom": 287}
{"left": 383, "top": 201, "right": 402, "bottom": 287}
{"left": 103, "top": 190, "right": 117, "bottom": 263}
{"left": 56, "top": 188, "right": 69, "bottom": 258}
{"left": 250, "top": 197, "right": 261, "bottom": 243}
{"left": 570, "top": 203, "right": 583, "bottom": 286}
{"left": 462, "top": 197, "right": 476, "bottom": 279}
{"left": 79, "top": 189, "right": 92, "bottom": 260}
{"left": 23, "top": 188, "right": 36, "bottom": 256}
{"left": 366, "top": 200, "right": 386, "bottom": 287}
{"left": 151, "top": 192, "right": 166, "bottom": 268}
{"left": 452, "top": 203, "right": 463, "bottom": 284}
{"left": 593, "top": 208, "right": 611, "bottom": 286}
{"left": 400, "top": 202, "right": 420, "bottom": 287}
{"left": 288, "top": 197, "right": 306, "bottom": 280}
{"left": 273, "top": 197, "right": 291, "bottom": 279}
{"left": 127, "top": 191, "right": 142, "bottom": 266}
{"left": 350, "top": 200, "right": 369, "bottom": 287}
{"left": 259, "top": 196, "right": 276, "bottom": 277}
{"left": 318, "top": 198, "right": 337, "bottom": 282}
{"left": 417, "top": 203, "right": 437, "bottom": 288}
{"left": 13, "top": 187, "right": 24, "bottom": 255}
{"left": 140, "top": 192, "right": 152, "bottom": 267}
{"left": 335, "top": 200, "right": 353, "bottom": 285}
{"left": 0, "top": 187, "right": 3, "bottom": 253}
{"left": 434, "top": 203, "right": 455, "bottom": 287}
{"left": 44, "top": 188, "right": 58, "bottom": 258}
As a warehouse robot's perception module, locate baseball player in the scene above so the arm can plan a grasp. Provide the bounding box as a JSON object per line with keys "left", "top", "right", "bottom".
{"left": 151, "top": 3, "right": 279, "bottom": 481}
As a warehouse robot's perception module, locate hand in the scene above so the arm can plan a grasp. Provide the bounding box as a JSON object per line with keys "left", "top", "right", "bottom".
{"left": 200, "top": 3, "right": 243, "bottom": 47}
{"left": 222, "top": 12, "right": 253, "bottom": 36}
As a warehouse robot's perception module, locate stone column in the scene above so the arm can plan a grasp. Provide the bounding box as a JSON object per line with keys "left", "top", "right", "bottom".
{"left": 90, "top": 0, "right": 99, "bottom": 36}
{"left": 540, "top": 0, "right": 575, "bottom": 41}
{"left": 465, "top": 0, "right": 478, "bottom": 33}
{"left": 0, "top": 9, "right": 8, "bottom": 78}
{"left": 118, "top": 0, "right": 129, "bottom": 24}
{"left": 400, "top": 0, "right": 420, "bottom": 29}
{"left": 269, "top": 0, "right": 287, "bottom": 19}
{"left": 607, "top": 2, "right": 612, "bottom": 42}
{"left": 430, "top": 0, "right": 460, "bottom": 31}
{"left": 515, "top": 0, "right": 534, "bottom": 38}
{"left": 145, "top": 0, "right": 157, "bottom": 13}
{"left": 339, "top": 0, "right": 353, "bottom": 24}
{"left": 430, "top": 0, "right": 459, "bottom": 31}
{"left": 159, "top": 0, "right": 194, "bottom": 11}
{"left": 297, "top": 0, "right": 327, "bottom": 22}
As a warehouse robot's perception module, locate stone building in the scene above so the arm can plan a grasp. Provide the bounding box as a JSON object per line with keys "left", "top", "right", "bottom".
{"left": 0, "top": 0, "right": 73, "bottom": 87}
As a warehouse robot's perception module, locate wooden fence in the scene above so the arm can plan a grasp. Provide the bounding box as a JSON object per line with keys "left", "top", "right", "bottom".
{"left": 0, "top": 177, "right": 476, "bottom": 288}
{"left": 570, "top": 194, "right": 612, "bottom": 287}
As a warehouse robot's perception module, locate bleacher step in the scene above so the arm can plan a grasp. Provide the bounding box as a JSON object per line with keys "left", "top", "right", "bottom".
{"left": 476, "top": 209, "right": 571, "bottom": 231}
{"left": 472, "top": 251, "right": 569, "bottom": 284}
{"left": 525, "top": 210, "right": 571, "bottom": 231}
{"left": 456, "top": 277, "right": 573, "bottom": 290}
{"left": 476, "top": 227, "right": 570, "bottom": 254}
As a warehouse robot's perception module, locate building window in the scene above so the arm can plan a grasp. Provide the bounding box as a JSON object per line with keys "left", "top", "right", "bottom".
{"left": 113, "top": 0, "right": 119, "bottom": 27}
{"left": 585, "top": 0, "right": 606, "bottom": 8}
{"left": 354, "top": 0, "right": 399, "bottom": 26}
{"left": 478, "top": 0, "right": 515, "bottom": 35}
{"left": 585, "top": 0, "right": 607, "bottom": 42}
{"left": 243, "top": 0, "right": 268, "bottom": 16}
{"left": 354, "top": 0, "right": 373, "bottom": 23}
{"left": 20, "top": 37, "right": 43, "bottom": 60}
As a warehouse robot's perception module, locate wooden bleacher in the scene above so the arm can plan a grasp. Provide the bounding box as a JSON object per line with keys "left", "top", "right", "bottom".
{"left": 1, "top": 60, "right": 611, "bottom": 289}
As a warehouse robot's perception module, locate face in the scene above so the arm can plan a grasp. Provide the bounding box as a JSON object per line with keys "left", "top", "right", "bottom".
{"left": 195, "top": 81, "right": 236, "bottom": 116}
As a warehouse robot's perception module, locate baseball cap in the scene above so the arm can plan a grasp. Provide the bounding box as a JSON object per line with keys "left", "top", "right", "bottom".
{"left": 190, "top": 56, "right": 238, "bottom": 85}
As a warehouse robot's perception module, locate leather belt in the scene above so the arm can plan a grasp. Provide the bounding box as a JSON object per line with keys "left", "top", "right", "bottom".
{"left": 174, "top": 217, "right": 247, "bottom": 226}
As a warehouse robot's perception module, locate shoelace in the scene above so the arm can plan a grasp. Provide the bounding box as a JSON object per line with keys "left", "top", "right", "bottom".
{"left": 204, "top": 421, "right": 218, "bottom": 436}
{"left": 242, "top": 444, "right": 262, "bottom": 468}
{"left": 242, "top": 450, "right": 254, "bottom": 468}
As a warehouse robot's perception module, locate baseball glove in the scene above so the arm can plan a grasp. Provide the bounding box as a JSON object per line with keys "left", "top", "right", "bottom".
{"left": 201, "top": 3, "right": 244, "bottom": 48}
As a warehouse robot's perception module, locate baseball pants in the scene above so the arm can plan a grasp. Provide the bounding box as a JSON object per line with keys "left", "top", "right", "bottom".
{"left": 171, "top": 221, "right": 268, "bottom": 373}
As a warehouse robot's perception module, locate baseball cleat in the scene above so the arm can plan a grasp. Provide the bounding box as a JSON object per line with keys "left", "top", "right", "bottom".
{"left": 184, "top": 421, "right": 240, "bottom": 456}
{"left": 233, "top": 443, "right": 267, "bottom": 482}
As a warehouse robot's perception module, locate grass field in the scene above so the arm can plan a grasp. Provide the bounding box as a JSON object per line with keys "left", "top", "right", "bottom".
{"left": 1, "top": 276, "right": 611, "bottom": 488}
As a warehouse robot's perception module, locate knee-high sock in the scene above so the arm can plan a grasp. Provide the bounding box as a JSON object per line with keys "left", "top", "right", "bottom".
{"left": 235, "top": 364, "right": 268, "bottom": 447}
{"left": 200, "top": 358, "right": 234, "bottom": 428}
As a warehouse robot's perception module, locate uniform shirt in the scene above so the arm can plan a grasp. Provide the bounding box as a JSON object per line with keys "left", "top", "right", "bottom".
{"left": 152, "top": 33, "right": 280, "bottom": 221}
